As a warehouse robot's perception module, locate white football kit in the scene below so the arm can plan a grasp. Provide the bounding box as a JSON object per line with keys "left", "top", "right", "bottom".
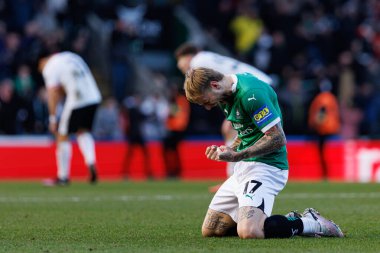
{"left": 42, "top": 52, "right": 102, "bottom": 135}
{"left": 190, "top": 51, "right": 273, "bottom": 85}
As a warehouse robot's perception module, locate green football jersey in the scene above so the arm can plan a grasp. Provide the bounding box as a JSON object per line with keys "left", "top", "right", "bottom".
{"left": 219, "top": 73, "right": 289, "bottom": 170}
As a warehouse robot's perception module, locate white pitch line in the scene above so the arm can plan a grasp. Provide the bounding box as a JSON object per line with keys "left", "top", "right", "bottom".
{"left": 111, "top": 192, "right": 380, "bottom": 201}
{"left": 0, "top": 194, "right": 209, "bottom": 203}
{"left": 279, "top": 192, "right": 380, "bottom": 199}
{"left": 0, "top": 192, "right": 379, "bottom": 203}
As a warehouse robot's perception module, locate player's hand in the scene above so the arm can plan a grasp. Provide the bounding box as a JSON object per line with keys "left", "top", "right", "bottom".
{"left": 48, "top": 121, "right": 58, "bottom": 135}
{"left": 205, "top": 145, "right": 222, "bottom": 161}
{"left": 205, "top": 145, "right": 238, "bottom": 162}
{"left": 217, "top": 145, "right": 239, "bottom": 162}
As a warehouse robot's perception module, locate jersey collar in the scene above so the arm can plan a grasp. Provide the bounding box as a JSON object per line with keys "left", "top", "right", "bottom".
{"left": 230, "top": 74, "right": 238, "bottom": 93}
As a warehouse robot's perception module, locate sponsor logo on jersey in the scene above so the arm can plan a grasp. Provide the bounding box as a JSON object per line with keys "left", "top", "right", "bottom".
{"left": 232, "top": 122, "right": 243, "bottom": 129}
{"left": 247, "top": 94, "right": 256, "bottom": 101}
{"left": 239, "top": 127, "right": 254, "bottom": 136}
{"left": 253, "top": 105, "right": 274, "bottom": 127}
{"left": 236, "top": 109, "right": 242, "bottom": 119}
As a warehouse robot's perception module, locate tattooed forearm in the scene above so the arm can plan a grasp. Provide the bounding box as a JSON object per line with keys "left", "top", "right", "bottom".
{"left": 230, "top": 136, "right": 242, "bottom": 151}
{"left": 237, "top": 123, "right": 286, "bottom": 161}
{"left": 204, "top": 212, "right": 230, "bottom": 234}
{"left": 238, "top": 207, "right": 256, "bottom": 222}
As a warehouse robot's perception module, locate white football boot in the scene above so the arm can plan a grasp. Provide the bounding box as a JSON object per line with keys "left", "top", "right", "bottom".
{"left": 303, "top": 208, "right": 344, "bottom": 238}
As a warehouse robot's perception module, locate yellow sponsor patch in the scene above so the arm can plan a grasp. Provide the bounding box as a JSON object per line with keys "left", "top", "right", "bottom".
{"left": 254, "top": 107, "right": 270, "bottom": 121}
{"left": 253, "top": 105, "right": 273, "bottom": 127}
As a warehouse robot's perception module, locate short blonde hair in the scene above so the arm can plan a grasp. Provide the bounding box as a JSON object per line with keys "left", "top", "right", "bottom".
{"left": 184, "top": 67, "right": 224, "bottom": 103}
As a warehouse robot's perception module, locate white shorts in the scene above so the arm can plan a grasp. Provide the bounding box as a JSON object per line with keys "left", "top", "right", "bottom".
{"left": 209, "top": 161, "right": 288, "bottom": 223}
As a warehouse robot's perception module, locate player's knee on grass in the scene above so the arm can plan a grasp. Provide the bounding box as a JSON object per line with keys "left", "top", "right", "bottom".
{"left": 202, "top": 227, "right": 218, "bottom": 237}
{"left": 264, "top": 215, "right": 303, "bottom": 238}
{"left": 236, "top": 206, "right": 266, "bottom": 239}
{"left": 237, "top": 224, "right": 265, "bottom": 239}
{"left": 202, "top": 225, "right": 238, "bottom": 237}
{"left": 201, "top": 225, "right": 227, "bottom": 237}
{"left": 201, "top": 209, "right": 235, "bottom": 237}
{"left": 237, "top": 215, "right": 266, "bottom": 239}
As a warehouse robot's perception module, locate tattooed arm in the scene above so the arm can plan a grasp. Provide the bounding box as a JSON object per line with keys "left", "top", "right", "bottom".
{"left": 229, "top": 135, "right": 242, "bottom": 151}
{"left": 219, "top": 123, "right": 286, "bottom": 162}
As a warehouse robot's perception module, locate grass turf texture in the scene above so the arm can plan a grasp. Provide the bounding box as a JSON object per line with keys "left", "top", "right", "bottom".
{"left": 0, "top": 181, "right": 379, "bottom": 253}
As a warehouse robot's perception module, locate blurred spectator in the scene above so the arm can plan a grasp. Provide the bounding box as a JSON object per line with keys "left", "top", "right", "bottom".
{"left": 213, "top": 0, "right": 237, "bottom": 51}
{"left": 229, "top": 0, "right": 263, "bottom": 59}
{"left": 7, "top": 64, "right": 36, "bottom": 134}
{"left": 1, "top": 32, "right": 22, "bottom": 76}
{"left": 340, "top": 105, "right": 363, "bottom": 140}
{"left": 336, "top": 50, "right": 362, "bottom": 139}
{"left": 337, "top": 51, "right": 356, "bottom": 108}
{"left": 0, "top": 78, "right": 18, "bottom": 134}
{"left": 32, "top": 3, "right": 58, "bottom": 36}
{"left": 109, "top": 18, "right": 135, "bottom": 103}
{"left": 0, "top": 77, "right": 34, "bottom": 134}
{"left": 354, "top": 82, "right": 380, "bottom": 138}
{"left": 121, "top": 94, "right": 153, "bottom": 180}
{"left": 4, "top": 0, "right": 37, "bottom": 33}
{"left": 92, "top": 96, "right": 123, "bottom": 140}
{"left": 13, "top": 64, "right": 35, "bottom": 101}
{"left": 266, "top": 31, "right": 289, "bottom": 76}
{"left": 140, "top": 91, "right": 169, "bottom": 141}
{"left": 278, "top": 72, "right": 310, "bottom": 135}
{"left": 162, "top": 84, "right": 190, "bottom": 179}
{"left": 367, "top": 96, "right": 380, "bottom": 137}
{"left": 308, "top": 81, "right": 340, "bottom": 179}
{"left": 32, "top": 86, "right": 49, "bottom": 134}
{"left": 252, "top": 29, "right": 272, "bottom": 72}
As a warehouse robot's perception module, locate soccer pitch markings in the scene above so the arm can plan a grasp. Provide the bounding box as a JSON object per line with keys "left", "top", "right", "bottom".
{"left": 0, "top": 192, "right": 379, "bottom": 203}
{"left": 0, "top": 182, "right": 379, "bottom": 253}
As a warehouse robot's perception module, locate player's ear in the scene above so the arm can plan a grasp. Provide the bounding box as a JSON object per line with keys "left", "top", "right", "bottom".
{"left": 210, "top": 80, "right": 220, "bottom": 89}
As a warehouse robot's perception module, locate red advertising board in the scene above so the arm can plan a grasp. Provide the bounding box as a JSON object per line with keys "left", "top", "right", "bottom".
{"left": 0, "top": 137, "right": 379, "bottom": 182}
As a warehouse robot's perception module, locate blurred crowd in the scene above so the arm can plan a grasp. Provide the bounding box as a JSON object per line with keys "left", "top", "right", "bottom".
{"left": 0, "top": 0, "right": 380, "bottom": 139}
{"left": 189, "top": 0, "right": 380, "bottom": 138}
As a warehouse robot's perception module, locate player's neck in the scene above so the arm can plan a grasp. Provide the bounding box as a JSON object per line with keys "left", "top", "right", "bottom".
{"left": 223, "top": 76, "right": 235, "bottom": 93}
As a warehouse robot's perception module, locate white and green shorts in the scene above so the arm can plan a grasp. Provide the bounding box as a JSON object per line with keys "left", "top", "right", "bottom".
{"left": 209, "top": 161, "right": 288, "bottom": 223}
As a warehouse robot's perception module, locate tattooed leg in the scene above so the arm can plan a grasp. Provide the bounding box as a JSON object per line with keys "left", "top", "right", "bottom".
{"left": 237, "top": 206, "right": 267, "bottom": 239}
{"left": 201, "top": 209, "right": 236, "bottom": 237}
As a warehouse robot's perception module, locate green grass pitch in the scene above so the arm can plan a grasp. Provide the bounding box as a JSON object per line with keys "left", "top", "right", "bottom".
{"left": 0, "top": 180, "right": 379, "bottom": 253}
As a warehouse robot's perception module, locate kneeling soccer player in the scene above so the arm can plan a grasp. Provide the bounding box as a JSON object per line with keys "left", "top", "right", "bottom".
{"left": 183, "top": 67, "right": 344, "bottom": 239}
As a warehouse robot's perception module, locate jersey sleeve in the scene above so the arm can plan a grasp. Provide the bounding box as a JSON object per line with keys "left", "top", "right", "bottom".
{"left": 241, "top": 88, "right": 281, "bottom": 133}
{"left": 42, "top": 65, "right": 60, "bottom": 88}
{"left": 190, "top": 52, "right": 213, "bottom": 68}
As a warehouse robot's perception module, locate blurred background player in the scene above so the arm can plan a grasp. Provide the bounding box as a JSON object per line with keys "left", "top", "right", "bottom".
{"left": 39, "top": 51, "right": 102, "bottom": 186}
{"left": 175, "top": 43, "right": 273, "bottom": 85}
{"left": 308, "top": 82, "right": 340, "bottom": 180}
{"left": 175, "top": 43, "right": 272, "bottom": 191}
{"left": 184, "top": 67, "right": 344, "bottom": 239}
{"left": 121, "top": 94, "right": 153, "bottom": 180}
{"left": 163, "top": 83, "right": 190, "bottom": 179}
